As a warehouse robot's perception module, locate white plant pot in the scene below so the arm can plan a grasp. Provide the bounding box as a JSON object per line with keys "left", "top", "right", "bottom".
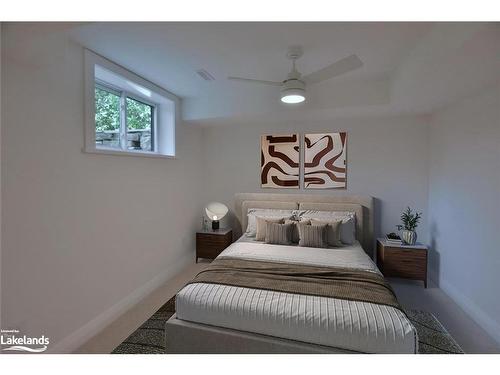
{"left": 402, "top": 230, "right": 417, "bottom": 245}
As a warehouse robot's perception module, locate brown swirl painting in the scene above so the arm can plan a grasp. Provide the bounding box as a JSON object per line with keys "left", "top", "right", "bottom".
{"left": 261, "top": 134, "right": 299, "bottom": 188}
{"left": 304, "top": 132, "right": 347, "bottom": 189}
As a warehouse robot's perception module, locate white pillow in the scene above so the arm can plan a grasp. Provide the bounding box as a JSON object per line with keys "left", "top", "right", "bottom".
{"left": 298, "top": 210, "right": 356, "bottom": 245}
{"left": 245, "top": 209, "right": 295, "bottom": 237}
{"left": 298, "top": 210, "right": 355, "bottom": 219}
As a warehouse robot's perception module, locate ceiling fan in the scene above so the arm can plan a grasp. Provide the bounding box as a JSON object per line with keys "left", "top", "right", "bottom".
{"left": 228, "top": 46, "right": 363, "bottom": 104}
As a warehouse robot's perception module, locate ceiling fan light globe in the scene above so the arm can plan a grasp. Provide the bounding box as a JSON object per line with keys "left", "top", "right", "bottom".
{"left": 280, "top": 88, "right": 306, "bottom": 104}
{"left": 281, "top": 94, "right": 305, "bottom": 104}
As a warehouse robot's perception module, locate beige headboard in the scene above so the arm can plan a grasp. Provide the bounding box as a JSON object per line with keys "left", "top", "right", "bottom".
{"left": 234, "top": 193, "right": 374, "bottom": 258}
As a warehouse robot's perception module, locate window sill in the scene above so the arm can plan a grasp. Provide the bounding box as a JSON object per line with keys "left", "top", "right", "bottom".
{"left": 83, "top": 147, "right": 176, "bottom": 159}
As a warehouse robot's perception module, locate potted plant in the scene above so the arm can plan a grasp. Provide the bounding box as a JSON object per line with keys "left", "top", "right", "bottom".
{"left": 396, "top": 207, "right": 422, "bottom": 245}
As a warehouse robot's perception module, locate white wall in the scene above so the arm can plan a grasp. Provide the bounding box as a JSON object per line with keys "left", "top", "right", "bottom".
{"left": 1, "top": 24, "right": 204, "bottom": 352}
{"left": 201, "top": 116, "right": 430, "bottom": 244}
{"left": 2, "top": 22, "right": 498, "bottom": 353}
{"left": 428, "top": 85, "right": 500, "bottom": 343}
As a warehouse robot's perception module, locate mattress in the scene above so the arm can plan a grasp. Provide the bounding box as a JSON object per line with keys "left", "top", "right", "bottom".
{"left": 176, "top": 237, "right": 418, "bottom": 353}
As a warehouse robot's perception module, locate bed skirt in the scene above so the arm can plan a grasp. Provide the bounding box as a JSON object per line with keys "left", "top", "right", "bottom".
{"left": 164, "top": 314, "right": 358, "bottom": 354}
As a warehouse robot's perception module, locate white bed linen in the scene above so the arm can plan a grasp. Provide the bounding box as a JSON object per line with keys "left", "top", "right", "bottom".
{"left": 233, "top": 236, "right": 378, "bottom": 272}
{"left": 176, "top": 238, "right": 417, "bottom": 353}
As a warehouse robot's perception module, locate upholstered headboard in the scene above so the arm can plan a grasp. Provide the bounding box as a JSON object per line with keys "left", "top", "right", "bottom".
{"left": 234, "top": 193, "right": 374, "bottom": 258}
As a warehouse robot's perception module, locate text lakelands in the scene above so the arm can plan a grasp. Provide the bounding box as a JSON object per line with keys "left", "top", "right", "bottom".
{"left": 1, "top": 335, "right": 50, "bottom": 346}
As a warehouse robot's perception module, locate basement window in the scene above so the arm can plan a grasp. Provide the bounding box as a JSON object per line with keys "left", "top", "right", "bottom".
{"left": 84, "top": 50, "right": 177, "bottom": 158}
{"left": 95, "top": 83, "right": 155, "bottom": 152}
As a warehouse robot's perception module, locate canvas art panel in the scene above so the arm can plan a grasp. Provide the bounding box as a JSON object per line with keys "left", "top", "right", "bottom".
{"left": 304, "top": 132, "right": 347, "bottom": 189}
{"left": 261, "top": 134, "right": 300, "bottom": 188}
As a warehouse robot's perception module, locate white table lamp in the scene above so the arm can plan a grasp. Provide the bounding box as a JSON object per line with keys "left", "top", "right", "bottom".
{"left": 205, "top": 202, "right": 228, "bottom": 230}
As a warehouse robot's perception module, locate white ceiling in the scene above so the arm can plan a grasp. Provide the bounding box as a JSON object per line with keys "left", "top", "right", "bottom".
{"left": 69, "top": 22, "right": 500, "bottom": 124}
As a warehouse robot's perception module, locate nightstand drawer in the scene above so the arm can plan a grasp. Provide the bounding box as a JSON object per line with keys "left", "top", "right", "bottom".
{"left": 196, "top": 230, "right": 232, "bottom": 262}
{"left": 384, "top": 260, "right": 425, "bottom": 278}
{"left": 382, "top": 249, "right": 426, "bottom": 277}
{"left": 384, "top": 247, "right": 426, "bottom": 261}
{"left": 196, "top": 234, "right": 229, "bottom": 247}
{"left": 377, "top": 239, "right": 428, "bottom": 287}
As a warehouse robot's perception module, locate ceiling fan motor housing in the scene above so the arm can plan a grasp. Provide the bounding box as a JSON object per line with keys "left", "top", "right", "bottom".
{"left": 281, "top": 78, "right": 306, "bottom": 93}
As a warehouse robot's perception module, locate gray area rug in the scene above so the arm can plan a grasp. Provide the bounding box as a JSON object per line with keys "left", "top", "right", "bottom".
{"left": 405, "top": 309, "right": 463, "bottom": 354}
{"left": 112, "top": 296, "right": 463, "bottom": 354}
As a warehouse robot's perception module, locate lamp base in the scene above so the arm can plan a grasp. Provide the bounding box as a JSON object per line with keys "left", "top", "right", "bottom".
{"left": 212, "top": 220, "right": 220, "bottom": 231}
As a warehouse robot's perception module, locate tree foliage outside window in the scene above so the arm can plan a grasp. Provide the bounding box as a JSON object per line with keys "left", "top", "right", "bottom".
{"left": 95, "top": 86, "right": 120, "bottom": 132}
{"left": 127, "top": 97, "right": 153, "bottom": 131}
{"left": 95, "top": 86, "right": 153, "bottom": 132}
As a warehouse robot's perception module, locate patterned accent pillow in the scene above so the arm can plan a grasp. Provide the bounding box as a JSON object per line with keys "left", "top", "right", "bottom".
{"left": 255, "top": 217, "right": 285, "bottom": 241}
{"left": 298, "top": 210, "right": 355, "bottom": 220}
{"left": 245, "top": 209, "right": 294, "bottom": 236}
{"left": 310, "top": 219, "right": 343, "bottom": 247}
{"left": 265, "top": 222, "right": 293, "bottom": 245}
{"left": 298, "top": 224, "right": 328, "bottom": 248}
{"left": 284, "top": 219, "right": 310, "bottom": 243}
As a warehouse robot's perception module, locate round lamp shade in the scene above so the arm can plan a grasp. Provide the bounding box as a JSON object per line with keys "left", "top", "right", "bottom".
{"left": 205, "top": 202, "right": 229, "bottom": 221}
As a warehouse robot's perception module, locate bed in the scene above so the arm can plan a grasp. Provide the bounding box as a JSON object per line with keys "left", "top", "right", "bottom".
{"left": 165, "top": 193, "right": 418, "bottom": 354}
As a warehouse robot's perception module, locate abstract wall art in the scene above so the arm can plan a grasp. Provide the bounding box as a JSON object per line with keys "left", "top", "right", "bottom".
{"left": 304, "top": 132, "right": 347, "bottom": 189}
{"left": 261, "top": 134, "right": 300, "bottom": 188}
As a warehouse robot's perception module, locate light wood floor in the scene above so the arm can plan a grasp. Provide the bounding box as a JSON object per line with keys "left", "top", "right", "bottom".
{"left": 75, "top": 262, "right": 500, "bottom": 354}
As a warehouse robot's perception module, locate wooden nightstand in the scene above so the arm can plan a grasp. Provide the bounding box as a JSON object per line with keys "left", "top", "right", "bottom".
{"left": 196, "top": 228, "right": 233, "bottom": 263}
{"left": 376, "top": 238, "right": 428, "bottom": 288}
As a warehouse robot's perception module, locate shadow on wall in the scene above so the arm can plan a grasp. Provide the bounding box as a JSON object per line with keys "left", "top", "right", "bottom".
{"left": 428, "top": 221, "right": 441, "bottom": 287}
{"left": 372, "top": 197, "right": 382, "bottom": 241}
{"left": 225, "top": 210, "right": 242, "bottom": 241}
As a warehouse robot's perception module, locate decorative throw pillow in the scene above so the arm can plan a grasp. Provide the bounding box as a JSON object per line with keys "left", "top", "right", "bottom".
{"left": 310, "top": 218, "right": 343, "bottom": 247}
{"left": 284, "top": 219, "right": 310, "bottom": 243}
{"left": 265, "top": 222, "right": 293, "bottom": 245}
{"left": 284, "top": 219, "right": 298, "bottom": 243}
{"left": 298, "top": 210, "right": 355, "bottom": 220}
{"left": 298, "top": 224, "right": 328, "bottom": 248}
{"left": 245, "top": 209, "right": 294, "bottom": 236}
{"left": 297, "top": 210, "right": 356, "bottom": 244}
{"left": 255, "top": 217, "right": 284, "bottom": 241}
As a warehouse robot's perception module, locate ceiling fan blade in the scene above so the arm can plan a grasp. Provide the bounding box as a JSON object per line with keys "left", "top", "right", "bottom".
{"left": 302, "top": 54, "right": 363, "bottom": 85}
{"left": 228, "top": 76, "right": 282, "bottom": 87}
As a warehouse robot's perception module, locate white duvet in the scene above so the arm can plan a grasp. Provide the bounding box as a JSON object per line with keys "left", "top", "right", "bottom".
{"left": 176, "top": 238, "right": 418, "bottom": 353}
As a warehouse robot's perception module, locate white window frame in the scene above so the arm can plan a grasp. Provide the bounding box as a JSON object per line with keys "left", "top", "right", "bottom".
{"left": 84, "top": 49, "right": 178, "bottom": 158}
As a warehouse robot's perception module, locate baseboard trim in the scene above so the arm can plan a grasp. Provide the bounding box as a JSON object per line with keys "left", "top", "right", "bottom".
{"left": 48, "top": 253, "right": 192, "bottom": 354}
{"left": 439, "top": 277, "right": 500, "bottom": 345}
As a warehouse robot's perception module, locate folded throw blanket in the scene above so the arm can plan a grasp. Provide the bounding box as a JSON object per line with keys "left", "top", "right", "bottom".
{"left": 188, "top": 257, "right": 402, "bottom": 311}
